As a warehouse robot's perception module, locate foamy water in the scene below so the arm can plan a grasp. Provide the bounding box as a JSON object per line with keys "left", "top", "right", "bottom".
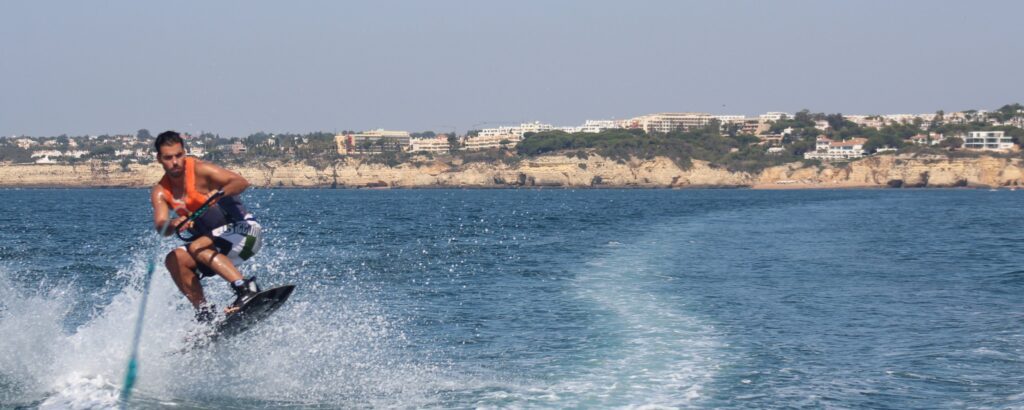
{"left": 0, "top": 252, "right": 446, "bottom": 408}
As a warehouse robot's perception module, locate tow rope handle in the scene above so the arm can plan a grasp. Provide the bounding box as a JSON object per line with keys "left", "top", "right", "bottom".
{"left": 173, "top": 190, "right": 226, "bottom": 241}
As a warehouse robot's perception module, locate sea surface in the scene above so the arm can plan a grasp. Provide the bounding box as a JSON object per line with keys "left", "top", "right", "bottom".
{"left": 0, "top": 188, "right": 1022, "bottom": 409}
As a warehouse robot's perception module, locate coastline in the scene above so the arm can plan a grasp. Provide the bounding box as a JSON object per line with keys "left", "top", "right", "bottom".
{"left": 0, "top": 153, "right": 1021, "bottom": 190}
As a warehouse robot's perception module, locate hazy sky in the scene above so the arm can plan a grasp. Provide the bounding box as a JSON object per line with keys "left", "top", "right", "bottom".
{"left": 2, "top": 1, "right": 1022, "bottom": 137}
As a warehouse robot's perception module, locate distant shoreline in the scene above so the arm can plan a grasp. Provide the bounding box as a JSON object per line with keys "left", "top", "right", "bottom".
{"left": 0, "top": 153, "right": 1021, "bottom": 190}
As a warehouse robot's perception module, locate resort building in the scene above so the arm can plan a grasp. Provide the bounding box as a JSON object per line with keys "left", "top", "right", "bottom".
{"left": 14, "top": 138, "right": 38, "bottom": 149}
{"left": 335, "top": 129, "right": 411, "bottom": 155}
{"left": 464, "top": 134, "right": 519, "bottom": 151}
{"left": 466, "top": 121, "right": 555, "bottom": 150}
{"left": 560, "top": 120, "right": 619, "bottom": 134}
{"left": 758, "top": 134, "right": 783, "bottom": 145}
{"left": 409, "top": 135, "right": 451, "bottom": 153}
{"left": 845, "top": 115, "right": 886, "bottom": 129}
{"left": 741, "top": 118, "right": 764, "bottom": 135}
{"left": 962, "top": 131, "right": 1014, "bottom": 152}
{"left": 714, "top": 115, "right": 746, "bottom": 124}
{"left": 30, "top": 150, "right": 63, "bottom": 158}
{"left": 803, "top": 137, "right": 868, "bottom": 160}
{"left": 908, "top": 133, "right": 945, "bottom": 146}
{"left": 626, "top": 112, "right": 715, "bottom": 133}
{"left": 759, "top": 112, "right": 792, "bottom": 122}
{"left": 478, "top": 122, "right": 554, "bottom": 139}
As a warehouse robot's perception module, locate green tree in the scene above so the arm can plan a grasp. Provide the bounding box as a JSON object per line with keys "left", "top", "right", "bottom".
{"left": 448, "top": 134, "right": 461, "bottom": 153}
{"left": 930, "top": 110, "right": 945, "bottom": 130}
{"left": 137, "top": 129, "right": 151, "bottom": 140}
{"left": 825, "top": 113, "right": 847, "bottom": 131}
{"left": 939, "top": 136, "right": 963, "bottom": 149}
{"left": 992, "top": 103, "right": 1024, "bottom": 122}
{"left": 793, "top": 109, "right": 814, "bottom": 127}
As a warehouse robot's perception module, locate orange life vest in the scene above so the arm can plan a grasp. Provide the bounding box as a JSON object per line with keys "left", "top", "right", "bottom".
{"left": 158, "top": 156, "right": 208, "bottom": 217}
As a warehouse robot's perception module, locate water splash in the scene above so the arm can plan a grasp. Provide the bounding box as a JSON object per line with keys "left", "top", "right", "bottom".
{"left": 0, "top": 247, "right": 448, "bottom": 408}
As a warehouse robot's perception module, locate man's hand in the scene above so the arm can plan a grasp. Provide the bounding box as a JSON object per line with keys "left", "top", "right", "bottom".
{"left": 173, "top": 215, "right": 192, "bottom": 232}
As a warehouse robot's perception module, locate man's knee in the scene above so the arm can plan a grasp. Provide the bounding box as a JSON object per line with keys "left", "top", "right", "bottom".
{"left": 186, "top": 240, "right": 203, "bottom": 255}
{"left": 165, "top": 249, "right": 179, "bottom": 271}
{"left": 165, "top": 248, "right": 193, "bottom": 274}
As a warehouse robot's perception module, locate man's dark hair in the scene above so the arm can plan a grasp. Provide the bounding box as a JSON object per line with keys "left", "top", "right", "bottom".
{"left": 154, "top": 130, "right": 186, "bottom": 152}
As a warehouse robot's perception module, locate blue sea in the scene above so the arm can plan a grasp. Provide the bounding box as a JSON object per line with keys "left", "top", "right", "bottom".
{"left": 1, "top": 188, "right": 1022, "bottom": 409}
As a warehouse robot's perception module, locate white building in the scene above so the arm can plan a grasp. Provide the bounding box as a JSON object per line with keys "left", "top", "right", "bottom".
{"left": 882, "top": 113, "right": 936, "bottom": 130}
{"left": 759, "top": 112, "right": 791, "bottom": 122}
{"left": 845, "top": 115, "right": 886, "bottom": 129}
{"left": 519, "top": 121, "right": 556, "bottom": 135}
{"left": 410, "top": 135, "right": 451, "bottom": 153}
{"left": 31, "top": 150, "right": 64, "bottom": 158}
{"left": 467, "top": 121, "right": 555, "bottom": 150}
{"left": 908, "top": 133, "right": 945, "bottom": 146}
{"left": 229, "top": 142, "right": 247, "bottom": 155}
{"left": 335, "top": 129, "right": 411, "bottom": 155}
{"left": 804, "top": 137, "right": 869, "bottom": 160}
{"left": 714, "top": 115, "right": 746, "bottom": 124}
{"left": 14, "top": 138, "right": 38, "bottom": 149}
{"left": 942, "top": 111, "right": 988, "bottom": 124}
{"left": 963, "top": 131, "right": 1014, "bottom": 151}
{"left": 464, "top": 134, "right": 520, "bottom": 151}
{"left": 625, "top": 112, "right": 715, "bottom": 133}
{"left": 561, "top": 120, "right": 619, "bottom": 134}
{"left": 478, "top": 121, "right": 554, "bottom": 139}
{"left": 741, "top": 118, "right": 765, "bottom": 135}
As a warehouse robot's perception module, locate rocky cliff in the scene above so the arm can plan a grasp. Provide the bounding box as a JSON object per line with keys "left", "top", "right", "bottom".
{"left": 1, "top": 154, "right": 1021, "bottom": 189}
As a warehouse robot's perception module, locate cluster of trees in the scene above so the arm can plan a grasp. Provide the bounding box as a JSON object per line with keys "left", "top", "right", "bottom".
{"left": 0, "top": 144, "right": 32, "bottom": 163}
{"left": 516, "top": 125, "right": 775, "bottom": 171}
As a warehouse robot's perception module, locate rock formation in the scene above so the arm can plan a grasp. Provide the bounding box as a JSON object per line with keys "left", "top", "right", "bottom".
{"left": 1, "top": 153, "right": 1021, "bottom": 189}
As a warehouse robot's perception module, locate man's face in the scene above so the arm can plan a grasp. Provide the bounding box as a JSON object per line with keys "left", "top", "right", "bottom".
{"left": 157, "top": 143, "right": 186, "bottom": 177}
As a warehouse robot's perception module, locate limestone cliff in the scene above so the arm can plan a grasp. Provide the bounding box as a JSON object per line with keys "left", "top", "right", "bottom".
{"left": 0, "top": 154, "right": 1021, "bottom": 189}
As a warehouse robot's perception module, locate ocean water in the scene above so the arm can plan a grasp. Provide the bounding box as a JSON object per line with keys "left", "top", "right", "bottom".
{"left": 0, "top": 188, "right": 1022, "bottom": 409}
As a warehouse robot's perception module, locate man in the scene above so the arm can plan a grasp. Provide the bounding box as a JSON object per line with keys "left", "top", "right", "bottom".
{"left": 150, "top": 131, "right": 263, "bottom": 322}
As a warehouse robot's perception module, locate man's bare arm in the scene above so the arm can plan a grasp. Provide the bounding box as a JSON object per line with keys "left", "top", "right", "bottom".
{"left": 197, "top": 160, "right": 250, "bottom": 197}
{"left": 150, "top": 186, "right": 175, "bottom": 236}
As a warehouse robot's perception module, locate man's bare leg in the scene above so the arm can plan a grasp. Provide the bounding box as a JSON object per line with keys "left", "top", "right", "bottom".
{"left": 186, "top": 236, "right": 244, "bottom": 283}
{"left": 165, "top": 248, "right": 206, "bottom": 308}
{"left": 186, "top": 236, "right": 254, "bottom": 314}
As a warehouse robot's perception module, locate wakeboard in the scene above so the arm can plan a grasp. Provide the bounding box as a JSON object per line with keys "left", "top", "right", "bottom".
{"left": 177, "top": 284, "right": 296, "bottom": 353}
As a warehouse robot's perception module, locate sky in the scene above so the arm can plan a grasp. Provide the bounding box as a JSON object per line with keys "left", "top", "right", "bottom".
{"left": 1, "top": 0, "right": 1022, "bottom": 138}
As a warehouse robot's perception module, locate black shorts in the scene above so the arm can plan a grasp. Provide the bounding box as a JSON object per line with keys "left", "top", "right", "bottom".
{"left": 183, "top": 220, "right": 263, "bottom": 278}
